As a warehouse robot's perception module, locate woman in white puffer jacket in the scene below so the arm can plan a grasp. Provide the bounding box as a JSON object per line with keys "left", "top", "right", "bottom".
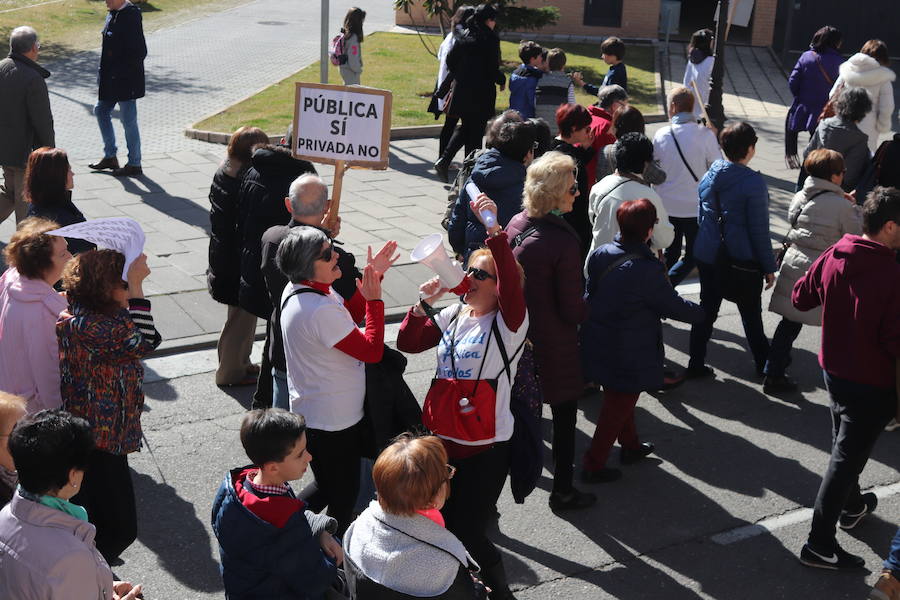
{"left": 830, "top": 39, "right": 896, "bottom": 154}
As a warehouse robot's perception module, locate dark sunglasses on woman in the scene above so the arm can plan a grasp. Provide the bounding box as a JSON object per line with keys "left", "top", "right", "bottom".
{"left": 467, "top": 267, "right": 496, "bottom": 281}
{"left": 317, "top": 240, "right": 335, "bottom": 262}
{"left": 568, "top": 168, "right": 579, "bottom": 195}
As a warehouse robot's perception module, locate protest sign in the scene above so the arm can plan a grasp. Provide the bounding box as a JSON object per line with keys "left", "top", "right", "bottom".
{"left": 49, "top": 217, "right": 145, "bottom": 280}
{"left": 292, "top": 83, "right": 392, "bottom": 169}
{"left": 292, "top": 82, "right": 393, "bottom": 230}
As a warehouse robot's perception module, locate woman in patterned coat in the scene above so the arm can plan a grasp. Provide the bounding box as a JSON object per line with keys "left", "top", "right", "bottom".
{"left": 58, "top": 249, "right": 161, "bottom": 564}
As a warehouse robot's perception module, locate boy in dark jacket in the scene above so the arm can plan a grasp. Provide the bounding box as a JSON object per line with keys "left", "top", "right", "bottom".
{"left": 508, "top": 41, "right": 544, "bottom": 118}
{"left": 575, "top": 36, "right": 628, "bottom": 95}
{"left": 212, "top": 409, "right": 344, "bottom": 599}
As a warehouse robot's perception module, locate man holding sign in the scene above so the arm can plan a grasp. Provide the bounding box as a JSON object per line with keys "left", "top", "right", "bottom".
{"left": 292, "top": 82, "right": 392, "bottom": 236}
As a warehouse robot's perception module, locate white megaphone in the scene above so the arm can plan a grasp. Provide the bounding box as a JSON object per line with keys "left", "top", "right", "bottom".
{"left": 410, "top": 233, "right": 471, "bottom": 295}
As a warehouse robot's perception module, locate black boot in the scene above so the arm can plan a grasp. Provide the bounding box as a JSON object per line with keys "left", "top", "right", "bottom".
{"left": 434, "top": 156, "right": 451, "bottom": 183}
{"left": 480, "top": 560, "right": 517, "bottom": 600}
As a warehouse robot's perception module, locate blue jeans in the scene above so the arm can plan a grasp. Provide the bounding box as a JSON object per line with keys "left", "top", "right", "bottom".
{"left": 272, "top": 368, "right": 289, "bottom": 410}
{"left": 886, "top": 527, "right": 900, "bottom": 579}
{"left": 94, "top": 99, "right": 141, "bottom": 166}
{"left": 688, "top": 261, "right": 770, "bottom": 373}
{"left": 665, "top": 216, "right": 699, "bottom": 286}
{"left": 763, "top": 317, "right": 803, "bottom": 377}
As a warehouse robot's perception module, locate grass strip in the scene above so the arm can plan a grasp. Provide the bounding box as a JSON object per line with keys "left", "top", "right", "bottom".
{"left": 195, "top": 31, "right": 659, "bottom": 134}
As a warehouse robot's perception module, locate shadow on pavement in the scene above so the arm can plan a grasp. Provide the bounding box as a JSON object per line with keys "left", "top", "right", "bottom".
{"left": 132, "top": 471, "right": 224, "bottom": 593}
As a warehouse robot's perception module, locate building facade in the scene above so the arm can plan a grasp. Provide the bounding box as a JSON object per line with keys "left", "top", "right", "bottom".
{"left": 395, "top": 0, "right": 779, "bottom": 47}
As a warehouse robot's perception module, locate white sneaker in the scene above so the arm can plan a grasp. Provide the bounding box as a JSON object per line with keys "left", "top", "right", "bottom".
{"left": 886, "top": 418, "right": 900, "bottom": 432}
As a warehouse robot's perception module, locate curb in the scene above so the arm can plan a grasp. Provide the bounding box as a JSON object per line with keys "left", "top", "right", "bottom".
{"left": 184, "top": 124, "right": 445, "bottom": 146}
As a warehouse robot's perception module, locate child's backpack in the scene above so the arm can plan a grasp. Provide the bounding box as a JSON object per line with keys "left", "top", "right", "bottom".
{"left": 329, "top": 33, "right": 348, "bottom": 66}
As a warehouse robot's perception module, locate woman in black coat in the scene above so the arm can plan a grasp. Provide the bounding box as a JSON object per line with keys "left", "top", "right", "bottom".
{"left": 549, "top": 104, "right": 596, "bottom": 258}
{"left": 24, "top": 147, "right": 94, "bottom": 256}
{"left": 207, "top": 126, "right": 268, "bottom": 386}
{"left": 433, "top": 4, "right": 506, "bottom": 182}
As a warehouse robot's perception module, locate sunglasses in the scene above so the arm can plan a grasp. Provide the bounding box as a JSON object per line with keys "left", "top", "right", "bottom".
{"left": 316, "top": 240, "right": 335, "bottom": 262}
{"left": 467, "top": 267, "right": 496, "bottom": 281}
{"left": 567, "top": 168, "right": 579, "bottom": 196}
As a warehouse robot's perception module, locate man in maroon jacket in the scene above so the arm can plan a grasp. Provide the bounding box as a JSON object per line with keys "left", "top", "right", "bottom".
{"left": 792, "top": 186, "right": 900, "bottom": 570}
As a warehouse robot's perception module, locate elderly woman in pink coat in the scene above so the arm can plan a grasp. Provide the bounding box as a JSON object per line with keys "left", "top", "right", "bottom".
{"left": 0, "top": 218, "right": 71, "bottom": 413}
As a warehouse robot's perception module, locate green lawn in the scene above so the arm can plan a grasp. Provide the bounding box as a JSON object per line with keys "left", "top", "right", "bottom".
{"left": 0, "top": 0, "right": 248, "bottom": 62}
{"left": 194, "top": 31, "right": 659, "bottom": 134}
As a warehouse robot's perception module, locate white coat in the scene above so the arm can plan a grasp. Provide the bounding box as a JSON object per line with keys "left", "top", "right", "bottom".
{"left": 831, "top": 53, "right": 896, "bottom": 154}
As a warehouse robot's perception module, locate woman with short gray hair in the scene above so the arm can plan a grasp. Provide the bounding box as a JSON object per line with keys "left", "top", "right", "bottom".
{"left": 802, "top": 86, "right": 872, "bottom": 192}
{"left": 276, "top": 225, "right": 397, "bottom": 535}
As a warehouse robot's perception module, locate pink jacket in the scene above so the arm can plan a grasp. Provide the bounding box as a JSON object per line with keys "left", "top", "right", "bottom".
{"left": 0, "top": 268, "right": 67, "bottom": 412}
{"left": 0, "top": 491, "right": 115, "bottom": 599}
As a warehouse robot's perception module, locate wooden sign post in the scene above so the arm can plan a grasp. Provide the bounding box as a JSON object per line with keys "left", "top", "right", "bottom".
{"left": 291, "top": 83, "right": 393, "bottom": 232}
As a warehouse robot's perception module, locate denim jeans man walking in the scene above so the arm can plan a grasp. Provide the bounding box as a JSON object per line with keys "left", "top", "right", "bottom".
{"left": 89, "top": 0, "right": 146, "bottom": 177}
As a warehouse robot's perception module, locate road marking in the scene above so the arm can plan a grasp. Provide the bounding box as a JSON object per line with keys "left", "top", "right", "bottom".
{"left": 711, "top": 482, "right": 900, "bottom": 545}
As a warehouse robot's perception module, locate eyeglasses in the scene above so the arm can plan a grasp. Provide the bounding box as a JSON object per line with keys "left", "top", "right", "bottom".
{"left": 431, "top": 463, "right": 457, "bottom": 497}
{"left": 317, "top": 240, "right": 335, "bottom": 262}
{"left": 467, "top": 267, "right": 496, "bottom": 281}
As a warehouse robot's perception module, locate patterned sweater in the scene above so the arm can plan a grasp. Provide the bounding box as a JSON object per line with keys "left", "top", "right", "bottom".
{"left": 58, "top": 298, "right": 162, "bottom": 455}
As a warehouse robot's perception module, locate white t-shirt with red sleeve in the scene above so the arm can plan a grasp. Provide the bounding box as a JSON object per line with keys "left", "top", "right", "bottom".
{"left": 280, "top": 283, "right": 365, "bottom": 431}
{"left": 432, "top": 304, "right": 529, "bottom": 445}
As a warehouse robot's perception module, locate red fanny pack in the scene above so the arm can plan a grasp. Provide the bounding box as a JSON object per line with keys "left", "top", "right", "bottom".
{"left": 423, "top": 307, "right": 498, "bottom": 444}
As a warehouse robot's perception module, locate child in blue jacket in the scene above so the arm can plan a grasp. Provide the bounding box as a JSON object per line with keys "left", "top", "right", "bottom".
{"left": 212, "top": 409, "right": 345, "bottom": 599}
{"left": 508, "top": 40, "right": 545, "bottom": 118}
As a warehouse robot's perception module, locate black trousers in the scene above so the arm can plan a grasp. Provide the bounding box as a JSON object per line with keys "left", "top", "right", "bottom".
{"left": 688, "top": 261, "right": 770, "bottom": 373}
{"left": 551, "top": 400, "right": 577, "bottom": 494}
{"left": 72, "top": 450, "right": 137, "bottom": 563}
{"left": 438, "top": 114, "right": 460, "bottom": 159}
{"left": 251, "top": 320, "right": 273, "bottom": 409}
{"left": 808, "top": 371, "right": 895, "bottom": 551}
{"left": 304, "top": 421, "right": 363, "bottom": 535}
{"left": 442, "top": 441, "right": 511, "bottom": 570}
{"left": 441, "top": 115, "right": 487, "bottom": 164}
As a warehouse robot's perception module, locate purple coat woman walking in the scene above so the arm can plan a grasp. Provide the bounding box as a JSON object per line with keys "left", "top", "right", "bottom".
{"left": 785, "top": 26, "right": 844, "bottom": 166}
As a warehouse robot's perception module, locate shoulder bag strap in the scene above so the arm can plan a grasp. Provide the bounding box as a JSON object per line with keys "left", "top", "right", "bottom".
{"left": 669, "top": 128, "right": 699, "bottom": 182}
{"left": 280, "top": 286, "right": 327, "bottom": 311}
{"left": 712, "top": 191, "right": 727, "bottom": 244}
{"left": 491, "top": 319, "right": 527, "bottom": 384}
{"left": 594, "top": 252, "right": 645, "bottom": 284}
{"left": 371, "top": 515, "right": 468, "bottom": 568}
{"left": 779, "top": 189, "right": 830, "bottom": 246}
{"left": 815, "top": 55, "right": 834, "bottom": 86}
{"left": 511, "top": 226, "right": 537, "bottom": 249}
{"left": 443, "top": 304, "right": 464, "bottom": 378}
{"left": 599, "top": 178, "right": 631, "bottom": 203}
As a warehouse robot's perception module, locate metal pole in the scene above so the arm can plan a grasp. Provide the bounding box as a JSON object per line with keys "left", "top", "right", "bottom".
{"left": 706, "top": 0, "right": 729, "bottom": 131}
{"left": 320, "top": 0, "right": 329, "bottom": 84}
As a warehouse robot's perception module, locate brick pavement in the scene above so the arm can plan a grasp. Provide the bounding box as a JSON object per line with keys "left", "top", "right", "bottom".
{"left": 42, "top": 0, "right": 397, "bottom": 158}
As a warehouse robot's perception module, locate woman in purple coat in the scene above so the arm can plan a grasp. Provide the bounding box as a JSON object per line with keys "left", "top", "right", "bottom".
{"left": 785, "top": 26, "right": 844, "bottom": 168}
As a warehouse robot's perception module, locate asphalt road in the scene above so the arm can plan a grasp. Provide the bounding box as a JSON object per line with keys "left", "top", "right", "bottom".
{"left": 115, "top": 294, "right": 900, "bottom": 599}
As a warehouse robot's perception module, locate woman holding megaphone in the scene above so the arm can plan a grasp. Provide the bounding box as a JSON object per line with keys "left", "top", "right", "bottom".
{"left": 398, "top": 194, "right": 527, "bottom": 600}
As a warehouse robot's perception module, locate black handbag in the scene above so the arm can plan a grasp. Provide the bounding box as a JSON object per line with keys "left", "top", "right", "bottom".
{"left": 710, "top": 192, "right": 763, "bottom": 303}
